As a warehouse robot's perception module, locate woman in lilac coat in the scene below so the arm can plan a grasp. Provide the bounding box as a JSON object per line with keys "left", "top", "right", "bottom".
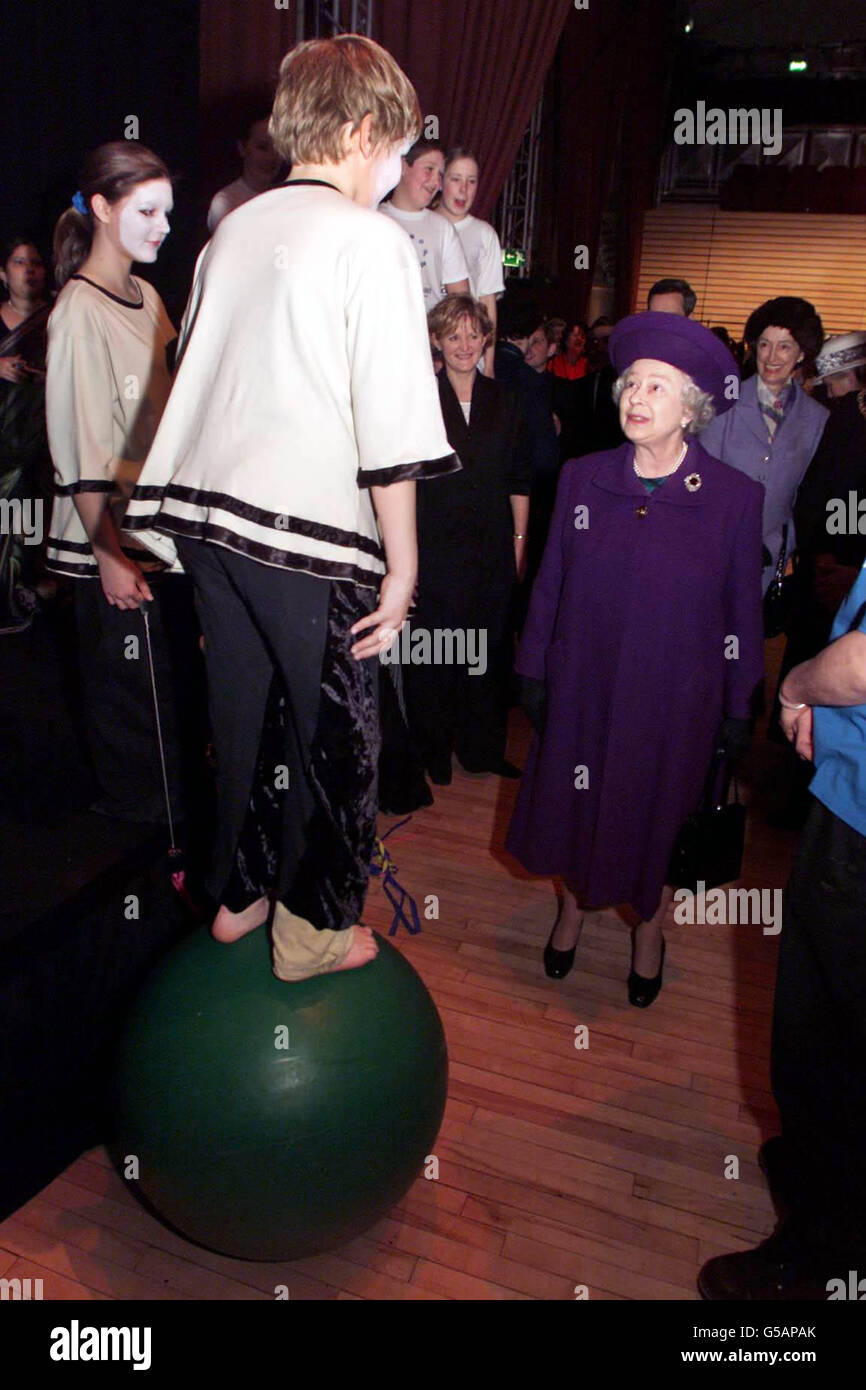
{"left": 506, "top": 313, "right": 764, "bottom": 1005}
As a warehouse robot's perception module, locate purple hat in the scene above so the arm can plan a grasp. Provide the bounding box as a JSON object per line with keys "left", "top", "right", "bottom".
{"left": 609, "top": 311, "right": 740, "bottom": 416}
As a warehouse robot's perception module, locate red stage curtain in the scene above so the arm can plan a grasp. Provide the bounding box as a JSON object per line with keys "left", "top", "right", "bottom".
{"left": 534, "top": 0, "right": 676, "bottom": 325}
{"left": 196, "top": 1, "right": 570, "bottom": 224}
{"left": 194, "top": 0, "right": 672, "bottom": 314}
{"left": 197, "top": 0, "right": 295, "bottom": 222}
{"left": 614, "top": 1, "right": 678, "bottom": 317}
{"left": 374, "top": 0, "right": 573, "bottom": 221}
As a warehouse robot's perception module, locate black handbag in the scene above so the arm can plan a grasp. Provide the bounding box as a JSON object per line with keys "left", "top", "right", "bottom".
{"left": 668, "top": 753, "right": 747, "bottom": 893}
{"left": 763, "top": 523, "right": 795, "bottom": 638}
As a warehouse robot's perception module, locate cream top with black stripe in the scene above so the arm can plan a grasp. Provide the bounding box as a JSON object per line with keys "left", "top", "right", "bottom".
{"left": 45, "top": 274, "right": 177, "bottom": 577}
{"left": 123, "top": 181, "right": 459, "bottom": 589}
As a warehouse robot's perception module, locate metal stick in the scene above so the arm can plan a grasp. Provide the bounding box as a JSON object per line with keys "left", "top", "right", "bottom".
{"left": 140, "top": 598, "right": 176, "bottom": 850}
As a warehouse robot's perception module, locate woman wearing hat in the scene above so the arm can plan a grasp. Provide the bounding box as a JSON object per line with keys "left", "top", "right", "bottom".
{"left": 506, "top": 312, "right": 764, "bottom": 1005}
{"left": 813, "top": 331, "right": 866, "bottom": 403}
{"left": 701, "top": 297, "right": 828, "bottom": 594}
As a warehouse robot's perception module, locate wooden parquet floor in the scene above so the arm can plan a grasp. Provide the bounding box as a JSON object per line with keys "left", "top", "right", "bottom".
{"left": 2, "top": 651, "right": 800, "bottom": 1300}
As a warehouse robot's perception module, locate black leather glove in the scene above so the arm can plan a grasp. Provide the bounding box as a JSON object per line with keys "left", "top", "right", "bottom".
{"left": 716, "top": 716, "right": 753, "bottom": 762}
{"left": 519, "top": 675, "right": 547, "bottom": 737}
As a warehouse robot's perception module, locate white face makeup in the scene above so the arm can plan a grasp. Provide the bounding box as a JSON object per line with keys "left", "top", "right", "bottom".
{"left": 370, "top": 142, "right": 406, "bottom": 207}
{"left": 116, "top": 179, "right": 173, "bottom": 263}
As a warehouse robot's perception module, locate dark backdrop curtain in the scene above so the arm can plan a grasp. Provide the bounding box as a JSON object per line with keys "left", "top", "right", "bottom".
{"left": 374, "top": 0, "right": 572, "bottom": 221}
{"left": 534, "top": 0, "right": 677, "bottom": 324}
{"left": 197, "top": 0, "right": 295, "bottom": 237}
{"left": 194, "top": 1, "right": 570, "bottom": 226}
{"left": 614, "top": 0, "right": 678, "bottom": 317}
{"left": 190, "top": 0, "right": 673, "bottom": 320}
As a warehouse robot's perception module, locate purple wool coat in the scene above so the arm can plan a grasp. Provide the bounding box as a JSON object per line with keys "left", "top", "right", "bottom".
{"left": 506, "top": 438, "right": 765, "bottom": 920}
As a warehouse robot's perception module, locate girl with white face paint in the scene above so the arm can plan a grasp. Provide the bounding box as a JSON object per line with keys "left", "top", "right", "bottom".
{"left": 45, "top": 142, "right": 207, "bottom": 830}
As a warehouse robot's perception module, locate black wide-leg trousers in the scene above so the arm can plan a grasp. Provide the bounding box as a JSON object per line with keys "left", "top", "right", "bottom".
{"left": 771, "top": 795, "right": 866, "bottom": 1261}
{"left": 73, "top": 572, "right": 206, "bottom": 824}
{"left": 175, "top": 538, "right": 380, "bottom": 932}
{"left": 403, "top": 593, "right": 511, "bottom": 772}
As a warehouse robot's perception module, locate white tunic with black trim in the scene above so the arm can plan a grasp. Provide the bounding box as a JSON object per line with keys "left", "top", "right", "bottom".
{"left": 45, "top": 275, "right": 176, "bottom": 577}
{"left": 125, "top": 181, "right": 459, "bottom": 588}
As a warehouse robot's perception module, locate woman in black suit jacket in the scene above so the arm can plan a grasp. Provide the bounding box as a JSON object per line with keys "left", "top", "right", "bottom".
{"left": 401, "top": 294, "right": 531, "bottom": 784}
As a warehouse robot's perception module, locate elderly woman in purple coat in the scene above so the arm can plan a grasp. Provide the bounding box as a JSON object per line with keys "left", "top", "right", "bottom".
{"left": 506, "top": 312, "right": 765, "bottom": 1006}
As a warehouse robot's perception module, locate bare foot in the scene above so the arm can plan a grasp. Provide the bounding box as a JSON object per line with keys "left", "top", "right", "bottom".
{"left": 331, "top": 924, "right": 379, "bottom": 972}
{"left": 212, "top": 896, "right": 269, "bottom": 943}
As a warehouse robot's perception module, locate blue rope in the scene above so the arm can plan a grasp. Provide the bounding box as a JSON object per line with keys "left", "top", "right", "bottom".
{"left": 370, "top": 816, "right": 422, "bottom": 936}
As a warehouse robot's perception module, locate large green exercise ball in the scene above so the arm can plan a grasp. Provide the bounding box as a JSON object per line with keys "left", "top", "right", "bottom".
{"left": 109, "top": 927, "right": 448, "bottom": 1261}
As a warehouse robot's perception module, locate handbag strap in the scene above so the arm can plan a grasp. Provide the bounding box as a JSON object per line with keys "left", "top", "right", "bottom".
{"left": 702, "top": 749, "right": 741, "bottom": 812}
{"left": 771, "top": 523, "right": 789, "bottom": 586}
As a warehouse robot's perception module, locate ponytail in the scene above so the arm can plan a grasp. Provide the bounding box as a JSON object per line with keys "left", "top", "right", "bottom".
{"left": 53, "top": 206, "right": 92, "bottom": 288}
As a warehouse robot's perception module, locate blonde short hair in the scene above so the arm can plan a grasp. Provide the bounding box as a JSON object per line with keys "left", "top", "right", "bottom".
{"left": 269, "top": 35, "right": 421, "bottom": 166}
{"left": 428, "top": 294, "right": 494, "bottom": 349}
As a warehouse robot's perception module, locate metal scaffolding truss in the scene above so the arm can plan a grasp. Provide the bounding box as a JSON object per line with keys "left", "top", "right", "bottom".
{"left": 495, "top": 97, "right": 543, "bottom": 278}
{"left": 296, "top": 1, "right": 374, "bottom": 40}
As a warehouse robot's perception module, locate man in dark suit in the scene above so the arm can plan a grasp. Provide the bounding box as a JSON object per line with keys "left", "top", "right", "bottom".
{"left": 494, "top": 298, "right": 559, "bottom": 593}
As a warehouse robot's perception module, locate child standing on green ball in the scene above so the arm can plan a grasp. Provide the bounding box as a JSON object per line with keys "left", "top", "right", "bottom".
{"left": 126, "top": 35, "right": 458, "bottom": 979}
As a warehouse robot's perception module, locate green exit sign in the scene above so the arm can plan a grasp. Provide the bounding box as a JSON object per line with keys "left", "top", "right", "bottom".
{"left": 502, "top": 248, "right": 526, "bottom": 268}
{"left": 789, "top": 58, "right": 807, "bottom": 72}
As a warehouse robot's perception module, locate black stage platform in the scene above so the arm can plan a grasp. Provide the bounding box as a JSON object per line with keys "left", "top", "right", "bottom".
{"left": 0, "top": 603, "right": 196, "bottom": 1219}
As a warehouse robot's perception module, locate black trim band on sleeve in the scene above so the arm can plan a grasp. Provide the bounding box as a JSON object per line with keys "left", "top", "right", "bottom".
{"left": 358, "top": 452, "right": 462, "bottom": 489}
{"left": 53, "top": 480, "right": 117, "bottom": 496}
{"left": 45, "top": 557, "right": 99, "bottom": 576}
{"left": 47, "top": 536, "right": 93, "bottom": 554}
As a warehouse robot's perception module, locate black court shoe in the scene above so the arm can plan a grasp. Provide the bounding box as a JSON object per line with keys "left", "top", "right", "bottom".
{"left": 543, "top": 908, "right": 580, "bottom": 980}
{"left": 628, "top": 936, "right": 666, "bottom": 1008}
{"left": 426, "top": 756, "right": 453, "bottom": 786}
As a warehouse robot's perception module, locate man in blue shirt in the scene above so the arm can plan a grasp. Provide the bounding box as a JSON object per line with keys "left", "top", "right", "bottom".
{"left": 700, "top": 561, "right": 866, "bottom": 1299}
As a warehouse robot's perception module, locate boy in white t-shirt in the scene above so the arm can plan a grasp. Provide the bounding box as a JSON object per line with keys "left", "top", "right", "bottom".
{"left": 379, "top": 139, "right": 469, "bottom": 308}
{"left": 206, "top": 114, "right": 282, "bottom": 233}
{"left": 438, "top": 147, "right": 505, "bottom": 377}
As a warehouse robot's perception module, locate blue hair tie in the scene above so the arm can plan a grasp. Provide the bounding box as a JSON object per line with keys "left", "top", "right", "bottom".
{"left": 71, "top": 191, "right": 88, "bottom": 216}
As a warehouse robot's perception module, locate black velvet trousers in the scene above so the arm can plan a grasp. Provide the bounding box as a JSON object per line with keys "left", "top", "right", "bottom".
{"left": 175, "top": 538, "right": 380, "bottom": 932}
{"left": 771, "top": 796, "right": 866, "bottom": 1261}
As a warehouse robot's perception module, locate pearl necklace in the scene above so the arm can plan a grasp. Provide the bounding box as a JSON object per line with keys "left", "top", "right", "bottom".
{"left": 633, "top": 440, "right": 688, "bottom": 480}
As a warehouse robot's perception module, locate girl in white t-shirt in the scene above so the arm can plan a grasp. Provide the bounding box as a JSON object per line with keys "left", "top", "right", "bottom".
{"left": 438, "top": 148, "right": 505, "bottom": 377}
{"left": 47, "top": 142, "right": 205, "bottom": 829}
